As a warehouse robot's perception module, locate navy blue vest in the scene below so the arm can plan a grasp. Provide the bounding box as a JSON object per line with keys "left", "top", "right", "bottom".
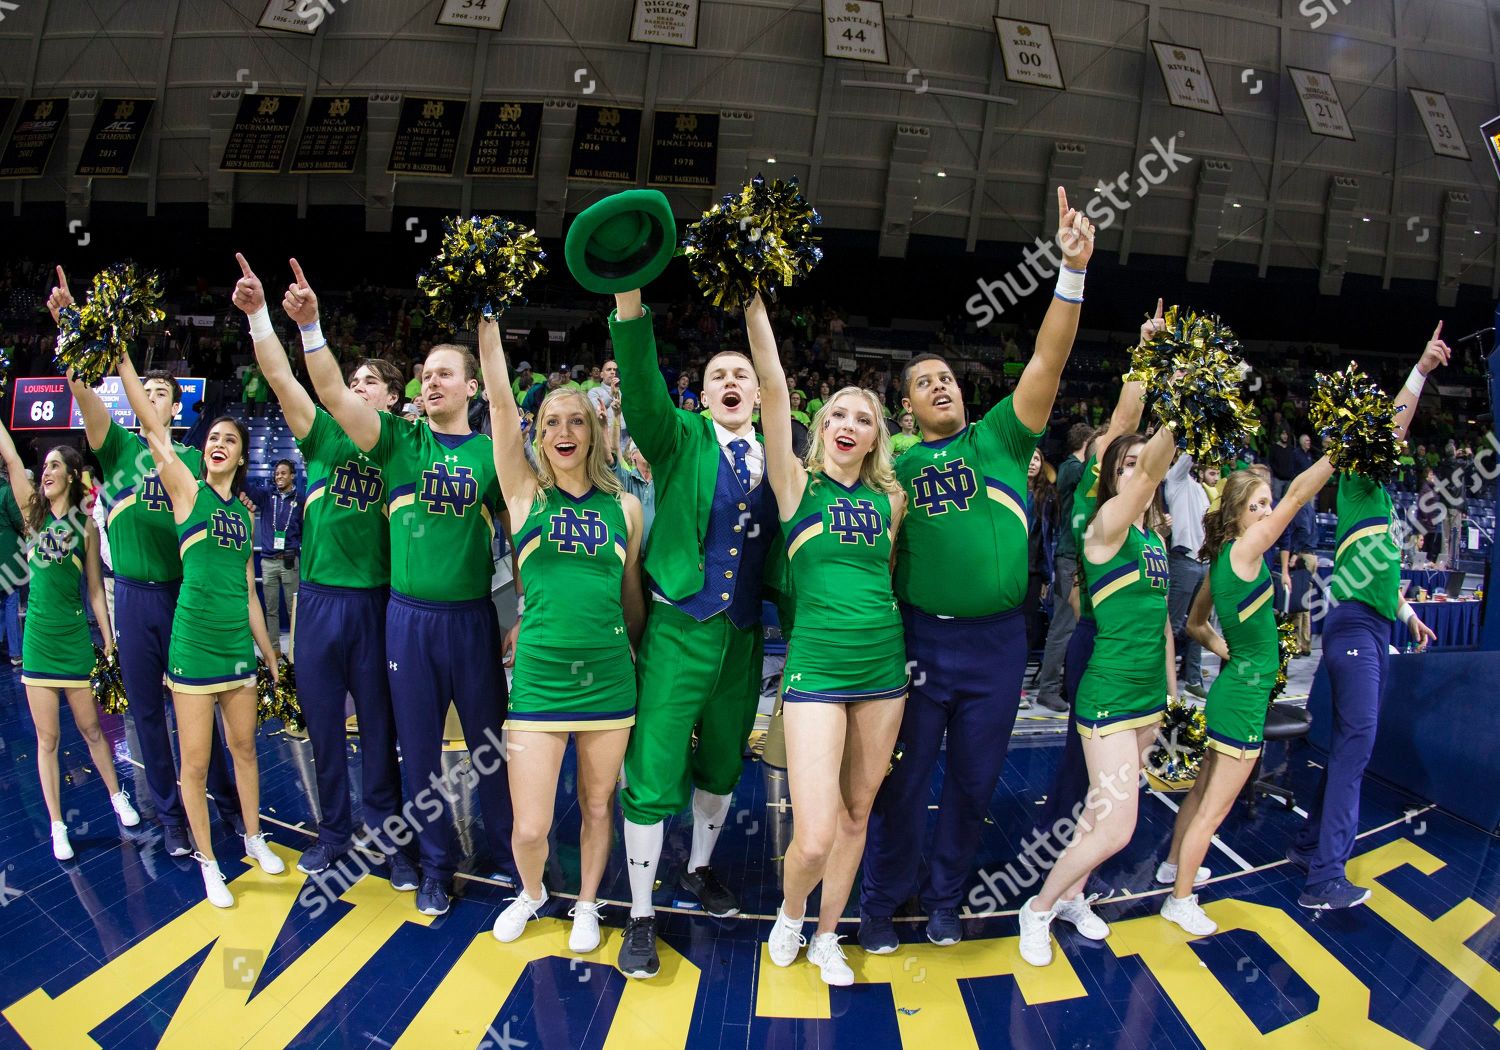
{"left": 653, "top": 450, "right": 776, "bottom": 629}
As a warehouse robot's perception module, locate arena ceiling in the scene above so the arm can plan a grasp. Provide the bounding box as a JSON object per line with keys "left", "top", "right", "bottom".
{"left": 1, "top": 0, "right": 1499, "bottom": 303}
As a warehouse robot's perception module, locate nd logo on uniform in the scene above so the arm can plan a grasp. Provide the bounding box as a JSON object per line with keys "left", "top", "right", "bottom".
{"left": 140, "top": 472, "right": 171, "bottom": 512}
{"left": 34, "top": 527, "right": 75, "bottom": 564}
{"left": 1142, "top": 545, "right": 1169, "bottom": 588}
{"left": 828, "top": 497, "right": 882, "bottom": 545}
{"left": 549, "top": 506, "right": 609, "bottom": 555}
{"left": 420, "top": 461, "right": 478, "bottom": 515}
{"left": 330, "top": 458, "right": 383, "bottom": 511}
{"left": 911, "top": 458, "right": 977, "bottom": 515}
{"left": 210, "top": 508, "right": 249, "bottom": 550}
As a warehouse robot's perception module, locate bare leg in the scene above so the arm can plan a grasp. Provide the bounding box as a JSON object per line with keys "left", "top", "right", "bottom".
{"left": 172, "top": 692, "right": 218, "bottom": 860}
{"left": 506, "top": 730, "right": 568, "bottom": 900}
{"left": 573, "top": 728, "right": 630, "bottom": 903}
{"left": 1171, "top": 749, "right": 1257, "bottom": 899}
{"left": 64, "top": 686, "right": 123, "bottom": 799}
{"left": 1164, "top": 756, "right": 1212, "bottom": 866}
{"left": 780, "top": 702, "right": 848, "bottom": 920}
{"left": 217, "top": 685, "right": 262, "bottom": 837}
{"left": 27, "top": 687, "right": 64, "bottom": 823}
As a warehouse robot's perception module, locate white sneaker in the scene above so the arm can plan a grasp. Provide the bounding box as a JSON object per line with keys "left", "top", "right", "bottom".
{"left": 492, "top": 888, "right": 548, "bottom": 943}
{"left": 1053, "top": 894, "right": 1109, "bottom": 941}
{"left": 1160, "top": 893, "right": 1218, "bottom": 936}
{"left": 568, "top": 901, "right": 603, "bottom": 953}
{"left": 768, "top": 906, "right": 807, "bottom": 967}
{"left": 1155, "top": 861, "right": 1211, "bottom": 886}
{"left": 244, "top": 833, "right": 286, "bottom": 875}
{"left": 110, "top": 790, "right": 141, "bottom": 828}
{"left": 806, "top": 933, "right": 854, "bottom": 986}
{"left": 1017, "top": 897, "right": 1056, "bottom": 967}
{"left": 195, "top": 853, "right": 234, "bottom": 908}
{"left": 51, "top": 820, "right": 74, "bottom": 860}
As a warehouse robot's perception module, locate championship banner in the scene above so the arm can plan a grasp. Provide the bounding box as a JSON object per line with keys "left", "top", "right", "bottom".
{"left": 258, "top": 0, "right": 317, "bottom": 34}
{"left": 1151, "top": 41, "right": 1221, "bottom": 115}
{"left": 435, "top": 0, "right": 509, "bottom": 31}
{"left": 1288, "top": 68, "right": 1353, "bottom": 140}
{"left": 76, "top": 98, "right": 155, "bottom": 177}
{"left": 291, "top": 95, "right": 366, "bottom": 174}
{"left": 1482, "top": 114, "right": 1500, "bottom": 184}
{"left": 386, "top": 96, "right": 467, "bottom": 176}
{"left": 220, "top": 92, "right": 302, "bottom": 173}
{"left": 630, "top": 0, "right": 700, "bottom": 48}
{"left": 466, "top": 100, "right": 542, "bottom": 177}
{"left": 1409, "top": 89, "right": 1470, "bottom": 160}
{"left": 568, "top": 105, "right": 643, "bottom": 183}
{"left": 0, "top": 96, "right": 63, "bottom": 179}
{"left": 648, "top": 110, "right": 718, "bottom": 188}
{"left": 995, "top": 19, "right": 1065, "bottom": 90}
{"left": 823, "top": 0, "right": 888, "bottom": 64}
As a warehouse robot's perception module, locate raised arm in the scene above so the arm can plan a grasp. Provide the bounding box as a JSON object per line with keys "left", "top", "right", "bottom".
{"left": 1087, "top": 423, "right": 1177, "bottom": 552}
{"left": 1013, "top": 187, "right": 1095, "bottom": 432}
{"left": 1095, "top": 377, "right": 1147, "bottom": 460}
{"left": 234, "top": 253, "right": 315, "bottom": 439}
{"left": 0, "top": 421, "right": 34, "bottom": 522}
{"left": 47, "top": 266, "right": 112, "bottom": 451}
{"left": 117, "top": 355, "right": 196, "bottom": 517}
{"left": 744, "top": 293, "right": 807, "bottom": 517}
{"left": 610, "top": 288, "right": 690, "bottom": 466}
{"left": 284, "top": 259, "right": 380, "bottom": 452}
{"left": 476, "top": 317, "right": 538, "bottom": 514}
{"left": 1236, "top": 455, "right": 1335, "bottom": 566}
{"left": 1391, "top": 323, "right": 1450, "bottom": 443}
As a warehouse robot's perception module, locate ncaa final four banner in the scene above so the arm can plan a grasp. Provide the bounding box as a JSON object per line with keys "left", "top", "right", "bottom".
{"left": 648, "top": 110, "right": 718, "bottom": 188}
{"left": 220, "top": 93, "right": 303, "bottom": 173}
{"left": 76, "top": 98, "right": 155, "bottom": 177}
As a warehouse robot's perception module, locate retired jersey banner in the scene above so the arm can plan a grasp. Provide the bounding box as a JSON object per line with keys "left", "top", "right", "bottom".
{"left": 823, "top": 0, "right": 888, "bottom": 64}
{"left": 387, "top": 96, "right": 467, "bottom": 176}
{"left": 466, "top": 100, "right": 541, "bottom": 177}
{"left": 995, "top": 19, "right": 1065, "bottom": 90}
{"left": 220, "top": 92, "right": 301, "bottom": 172}
{"left": 435, "top": 0, "right": 509, "bottom": 31}
{"left": 648, "top": 110, "right": 718, "bottom": 187}
{"left": 291, "top": 95, "right": 366, "bottom": 174}
{"left": 630, "top": 0, "right": 700, "bottom": 48}
{"left": 1288, "top": 68, "right": 1352, "bottom": 141}
{"left": 259, "top": 0, "right": 317, "bottom": 34}
{"left": 0, "top": 97, "right": 67, "bottom": 178}
{"left": 76, "top": 98, "right": 154, "bottom": 177}
{"left": 569, "top": 105, "right": 643, "bottom": 183}
{"left": 1409, "top": 89, "right": 1469, "bottom": 160}
{"left": 1151, "top": 41, "right": 1221, "bottom": 115}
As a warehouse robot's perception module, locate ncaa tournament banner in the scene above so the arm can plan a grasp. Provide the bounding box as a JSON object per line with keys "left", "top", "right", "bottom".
{"left": 648, "top": 110, "right": 718, "bottom": 188}
{"left": 630, "top": 0, "right": 700, "bottom": 48}
{"left": 220, "top": 92, "right": 302, "bottom": 173}
{"left": 569, "top": 105, "right": 643, "bottom": 183}
{"left": 466, "top": 100, "right": 542, "bottom": 177}
{"left": 291, "top": 95, "right": 367, "bottom": 174}
{"left": 387, "top": 96, "right": 467, "bottom": 176}
{"left": 76, "top": 98, "right": 155, "bottom": 177}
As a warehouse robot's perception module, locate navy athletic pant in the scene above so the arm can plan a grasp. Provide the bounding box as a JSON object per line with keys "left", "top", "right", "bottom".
{"left": 115, "top": 576, "right": 238, "bottom": 829}
{"left": 1033, "top": 617, "right": 1096, "bottom": 834}
{"left": 861, "top": 604, "right": 1028, "bottom": 916}
{"left": 386, "top": 591, "right": 514, "bottom": 885}
{"left": 294, "top": 581, "right": 408, "bottom": 855}
{"left": 1293, "top": 599, "right": 1391, "bottom": 886}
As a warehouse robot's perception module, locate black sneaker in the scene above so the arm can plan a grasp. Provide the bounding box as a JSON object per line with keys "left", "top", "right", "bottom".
{"left": 617, "top": 916, "right": 661, "bottom": 978}
{"left": 1036, "top": 693, "right": 1068, "bottom": 713}
{"left": 858, "top": 914, "right": 899, "bottom": 954}
{"left": 297, "top": 842, "right": 340, "bottom": 875}
{"left": 680, "top": 866, "right": 739, "bottom": 917}
{"left": 1298, "top": 877, "right": 1371, "bottom": 911}
{"left": 388, "top": 853, "right": 420, "bottom": 892}
{"left": 164, "top": 825, "right": 192, "bottom": 857}
{"left": 223, "top": 811, "right": 247, "bottom": 838}
{"left": 416, "top": 876, "right": 451, "bottom": 916}
{"left": 926, "top": 907, "right": 962, "bottom": 946}
{"left": 1284, "top": 846, "right": 1311, "bottom": 874}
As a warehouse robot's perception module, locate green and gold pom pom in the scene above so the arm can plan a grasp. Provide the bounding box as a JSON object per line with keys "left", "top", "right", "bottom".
{"left": 416, "top": 215, "right": 547, "bottom": 333}
{"left": 1125, "top": 306, "right": 1259, "bottom": 464}
{"left": 54, "top": 264, "right": 165, "bottom": 386}
{"left": 1270, "top": 616, "right": 1298, "bottom": 702}
{"left": 1308, "top": 362, "right": 1406, "bottom": 486}
{"left": 1146, "top": 697, "right": 1209, "bottom": 786}
{"left": 256, "top": 657, "right": 305, "bottom": 731}
{"left": 91, "top": 646, "right": 128, "bottom": 715}
{"left": 683, "top": 175, "right": 823, "bottom": 310}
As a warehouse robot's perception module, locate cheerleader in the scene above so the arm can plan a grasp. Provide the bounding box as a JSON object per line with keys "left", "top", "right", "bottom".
{"left": 745, "top": 294, "right": 909, "bottom": 986}
{"left": 117, "top": 357, "right": 285, "bottom": 907}
{"left": 476, "top": 318, "right": 645, "bottom": 952}
{"left": 1020, "top": 423, "right": 1178, "bottom": 966}
{"left": 0, "top": 424, "right": 140, "bottom": 859}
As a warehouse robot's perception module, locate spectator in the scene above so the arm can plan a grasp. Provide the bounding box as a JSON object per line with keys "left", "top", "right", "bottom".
{"left": 0, "top": 460, "right": 25, "bottom": 665}
{"left": 242, "top": 362, "right": 269, "bottom": 417}
{"left": 612, "top": 439, "right": 656, "bottom": 548}
{"left": 1163, "top": 451, "right": 1210, "bottom": 697}
{"left": 1024, "top": 449, "right": 1058, "bottom": 662}
{"left": 1200, "top": 461, "right": 1224, "bottom": 512}
{"left": 404, "top": 362, "right": 422, "bottom": 400}
{"left": 891, "top": 410, "right": 919, "bottom": 457}
{"left": 1034, "top": 422, "right": 1092, "bottom": 712}
{"left": 511, "top": 360, "right": 534, "bottom": 401}
{"left": 255, "top": 459, "right": 302, "bottom": 657}
{"left": 1269, "top": 428, "right": 1297, "bottom": 499}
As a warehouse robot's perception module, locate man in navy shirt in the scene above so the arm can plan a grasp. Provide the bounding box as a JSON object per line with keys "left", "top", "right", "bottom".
{"left": 256, "top": 459, "right": 302, "bottom": 656}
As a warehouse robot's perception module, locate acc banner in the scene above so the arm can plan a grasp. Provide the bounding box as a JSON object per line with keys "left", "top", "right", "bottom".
{"left": 1409, "top": 89, "right": 1469, "bottom": 160}
{"left": 0, "top": 97, "right": 64, "bottom": 179}
{"left": 1151, "top": 41, "right": 1221, "bottom": 115}
{"left": 569, "top": 105, "right": 643, "bottom": 183}
{"left": 1288, "top": 68, "right": 1352, "bottom": 141}
{"left": 995, "top": 19, "right": 1065, "bottom": 90}
{"left": 221, "top": 93, "right": 302, "bottom": 172}
{"left": 387, "top": 97, "right": 467, "bottom": 176}
{"left": 823, "top": 0, "right": 888, "bottom": 64}
{"left": 435, "top": 0, "right": 509, "bottom": 31}
{"left": 291, "top": 95, "right": 366, "bottom": 174}
{"left": 648, "top": 110, "right": 718, "bottom": 188}
{"left": 76, "top": 98, "right": 154, "bottom": 177}
{"left": 467, "top": 100, "right": 542, "bottom": 178}
{"left": 630, "top": 0, "right": 700, "bottom": 48}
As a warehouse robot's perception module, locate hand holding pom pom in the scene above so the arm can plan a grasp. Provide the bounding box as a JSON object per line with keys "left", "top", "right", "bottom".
{"left": 54, "top": 263, "right": 166, "bottom": 386}
{"left": 1308, "top": 363, "right": 1405, "bottom": 485}
{"left": 416, "top": 216, "right": 547, "bottom": 333}
{"left": 683, "top": 175, "right": 823, "bottom": 310}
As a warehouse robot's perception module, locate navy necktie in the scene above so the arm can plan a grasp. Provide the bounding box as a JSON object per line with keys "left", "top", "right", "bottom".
{"left": 729, "top": 438, "right": 752, "bottom": 490}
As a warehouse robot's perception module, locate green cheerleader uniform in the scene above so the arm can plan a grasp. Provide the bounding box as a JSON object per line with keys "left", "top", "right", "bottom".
{"left": 781, "top": 474, "right": 907, "bottom": 702}
{"left": 1075, "top": 523, "right": 1170, "bottom": 735}
{"left": 1204, "top": 541, "right": 1278, "bottom": 757}
{"left": 167, "top": 483, "right": 256, "bottom": 694}
{"left": 507, "top": 486, "right": 636, "bottom": 732}
{"left": 21, "top": 510, "right": 94, "bottom": 689}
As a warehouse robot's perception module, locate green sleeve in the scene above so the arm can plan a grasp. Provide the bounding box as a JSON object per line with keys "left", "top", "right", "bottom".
{"left": 295, "top": 408, "right": 330, "bottom": 460}
{"left": 976, "top": 394, "right": 1044, "bottom": 464}
{"left": 611, "top": 305, "right": 695, "bottom": 467}
{"left": 96, "top": 419, "right": 130, "bottom": 474}
{"left": 370, "top": 411, "right": 409, "bottom": 468}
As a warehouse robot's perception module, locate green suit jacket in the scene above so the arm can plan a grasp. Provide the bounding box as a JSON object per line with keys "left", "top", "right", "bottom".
{"left": 611, "top": 306, "right": 789, "bottom": 613}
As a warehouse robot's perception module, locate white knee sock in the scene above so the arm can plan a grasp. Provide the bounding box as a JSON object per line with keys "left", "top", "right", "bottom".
{"left": 689, "top": 789, "right": 733, "bottom": 872}
{"left": 623, "top": 819, "right": 664, "bottom": 918}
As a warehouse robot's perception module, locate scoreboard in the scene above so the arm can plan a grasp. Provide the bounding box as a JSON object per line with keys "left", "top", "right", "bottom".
{"left": 11, "top": 376, "right": 205, "bottom": 432}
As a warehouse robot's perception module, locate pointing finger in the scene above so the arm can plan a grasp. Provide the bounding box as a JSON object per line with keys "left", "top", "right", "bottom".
{"left": 289, "top": 257, "right": 308, "bottom": 288}
{"left": 235, "top": 252, "right": 253, "bottom": 278}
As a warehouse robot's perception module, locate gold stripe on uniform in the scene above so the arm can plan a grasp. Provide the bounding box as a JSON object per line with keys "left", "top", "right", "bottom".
{"left": 503, "top": 715, "right": 637, "bottom": 733}
{"left": 390, "top": 492, "right": 416, "bottom": 514}
{"left": 1239, "top": 584, "right": 1272, "bottom": 623}
{"left": 517, "top": 534, "right": 543, "bottom": 571}
{"left": 1337, "top": 523, "right": 1388, "bottom": 559}
{"left": 985, "top": 484, "right": 1028, "bottom": 532}
{"left": 167, "top": 675, "right": 257, "bottom": 695}
{"left": 1078, "top": 709, "right": 1163, "bottom": 738}
{"left": 1092, "top": 569, "right": 1140, "bottom": 606}
{"left": 1208, "top": 737, "right": 1263, "bottom": 760}
{"left": 107, "top": 495, "right": 136, "bottom": 525}
{"left": 305, "top": 488, "right": 324, "bottom": 510}
{"left": 180, "top": 532, "right": 207, "bottom": 557}
{"left": 787, "top": 522, "right": 824, "bottom": 559}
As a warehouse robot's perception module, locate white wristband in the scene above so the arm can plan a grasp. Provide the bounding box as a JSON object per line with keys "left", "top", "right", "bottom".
{"left": 1398, "top": 602, "right": 1417, "bottom": 628}
{"left": 247, "top": 306, "right": 273, "bottom": 343}
{"left": 515, "top": 593, "right": 526, "bottom": 617}
{"left": 299, "top": 319, "right": 327, "bottom": 354}
{"left": 1403, "top": 365, "right": 1426, "bottom": 398}
{"left": 1055, "top": 266, "right": 1086, "bottom": 304}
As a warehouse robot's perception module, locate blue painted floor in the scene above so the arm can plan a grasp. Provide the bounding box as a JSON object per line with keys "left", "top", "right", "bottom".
{"left": 0, "top": 653, "right": 1497, "bottom": 1049}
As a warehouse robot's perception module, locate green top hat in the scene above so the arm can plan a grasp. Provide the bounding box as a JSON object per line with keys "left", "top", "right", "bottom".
{"left": 564, "top": 189, "right": 677, "bottom": 294}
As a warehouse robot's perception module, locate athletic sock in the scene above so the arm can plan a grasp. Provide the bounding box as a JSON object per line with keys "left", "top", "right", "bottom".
{"left": 689, "top": 789, "right": 733, "bottom": 872}
{"left": 623, "top": 819, "right": 664, "bottom": 918}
